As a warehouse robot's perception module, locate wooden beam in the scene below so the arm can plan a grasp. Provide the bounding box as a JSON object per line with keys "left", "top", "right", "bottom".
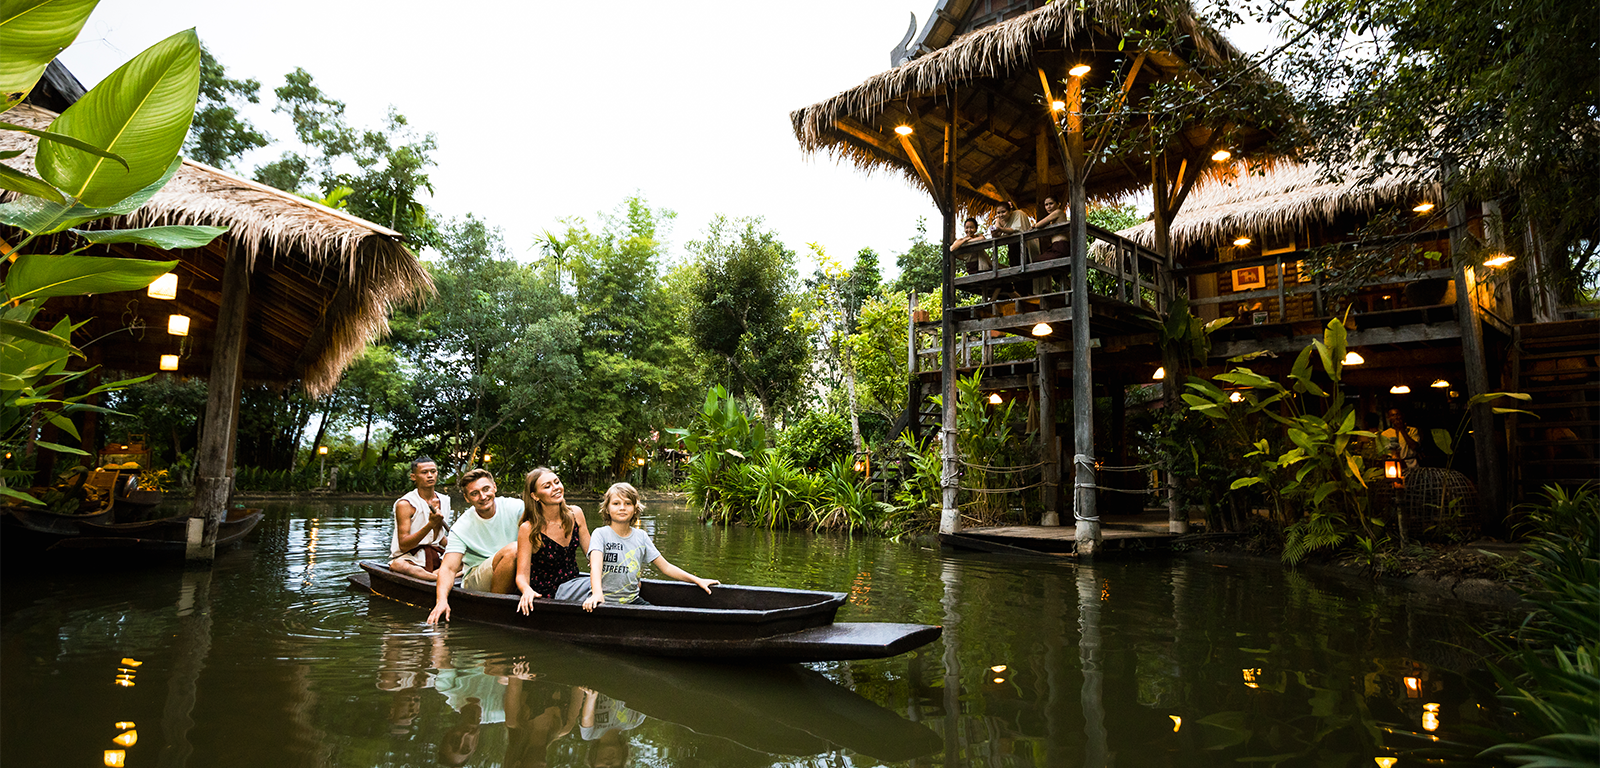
{"left": 898, "top": 132, "right": 943, "bottom": 209}
{"left": 187, "top": 240, "right": 251, "bottom": 562}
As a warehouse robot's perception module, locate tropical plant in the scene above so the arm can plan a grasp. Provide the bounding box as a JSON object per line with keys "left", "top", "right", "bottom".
{"left": 669, "top": 385, "right": 770, "bottom": 522}
{"left": 1184, "top": 317, "right": 1385, "bottom": 564}
{"left": 1477, "top": 484, "right": 1599, "bottom": 768}
{"left": 777, "top": 411, "right": 852, "bottom": 471}
{"left": 1, "top": 11, "right": 225, "bottom": 505}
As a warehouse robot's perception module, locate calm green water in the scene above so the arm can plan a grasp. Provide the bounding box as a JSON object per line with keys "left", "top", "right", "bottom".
{"left": 2, "top": 499, "right": 1511, "bottom": 767}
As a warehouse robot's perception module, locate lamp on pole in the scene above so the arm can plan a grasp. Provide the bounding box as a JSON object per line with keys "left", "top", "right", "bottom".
{"left": 318, "top": 445, "right": 329, "bottom": 486}
{"left": 636, "top": 456, "right": 647, "bottom": 487}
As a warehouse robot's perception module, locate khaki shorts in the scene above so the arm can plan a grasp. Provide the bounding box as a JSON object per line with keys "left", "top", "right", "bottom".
{"left": 461, "top": 558, "right": 496, "bottom": 592}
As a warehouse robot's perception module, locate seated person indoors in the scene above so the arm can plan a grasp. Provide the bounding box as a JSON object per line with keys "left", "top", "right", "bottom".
{"left": 1034, "top": 194, "right": 1070, "bottom": 260}
{"left": 514, "top": 467, "right": 592, "bottom": 614}
{"left": 579, "top": 482, "right": 718, "bottom": 610}
{"left": 389, "top": 456, "right": 451, "bottom": 581}
{"left": 950, "top": 217, "right": 990, "bottom": 272}
{"left": 428, "top": 468, "right": 524, "bottom": 624}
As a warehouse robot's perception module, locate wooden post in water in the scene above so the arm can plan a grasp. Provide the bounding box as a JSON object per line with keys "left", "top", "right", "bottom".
{"left": 1065, "top": 68, "right": 1099, "bottom": 555}
{"left": 939, "top": 89, "right": 962, "bottom": 536}
{"left": 1038, "top": 347, "right": 1060, "bottom": 525}
{"left": 187, "top": 241, "right": 250, "bottom": 562}
{"left": 1446, "top": 169, "right": 1506, "bottom": 530}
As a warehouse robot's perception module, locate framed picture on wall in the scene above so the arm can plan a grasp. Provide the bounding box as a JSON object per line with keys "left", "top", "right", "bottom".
{"left": 1262, "top": 230, "right": 1297, "bottom": 255}
{"left": 1232, "top": 265, "right": 1267, "bottom": 290}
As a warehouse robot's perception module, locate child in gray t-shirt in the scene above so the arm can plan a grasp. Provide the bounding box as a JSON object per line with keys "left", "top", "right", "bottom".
{"left": 579, "top": 482, "right": 718, "bottom": 609}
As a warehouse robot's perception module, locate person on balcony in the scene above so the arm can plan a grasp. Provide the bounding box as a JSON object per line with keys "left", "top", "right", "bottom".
{"left": 990, "top": 200, "right": 1032, "bottom": 267}
{"left": 1034, "top": 195, "right": 1071, "bottom": 260}
{"left": 950, "top": 217, "right": 990, "bottom": 272}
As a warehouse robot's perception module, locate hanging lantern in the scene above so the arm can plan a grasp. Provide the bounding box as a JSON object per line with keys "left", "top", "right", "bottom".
{"left": 988, "top": 393, "right": 1003, "bottom": 404}
{"left": 167, "top": 314, "right": 190, "bottom": 336}
{"left": 159, "top": 355, "right": 179, "bottom": 371}
{"left": 1152, "top": 367, "right": 1166, "bottom": 380}
{"left": 147, "top": 273, "right": 178, "bottom": 300}
{"left": 1385, "top": 459, "right": 1403, "bottom": 480}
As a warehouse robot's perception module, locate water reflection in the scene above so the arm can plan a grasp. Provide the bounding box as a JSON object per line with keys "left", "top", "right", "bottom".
{"left": 0, "top": 500, "right": 1513, "bottom": 767}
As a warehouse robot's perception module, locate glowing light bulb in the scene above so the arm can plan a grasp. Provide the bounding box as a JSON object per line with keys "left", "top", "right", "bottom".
{"left": 1032, "top": 322, "right": 1052, "bottom": 336}
{"left": 988, "top": 393, "right": 1003, "bottom": 405}
{"left": 1342, "top": 351, "right": 1365, "bottom": 365}
{"left": 1484, "top": 254, "right": 1515, "bottom": 267}
{"left": 105, "top": 750, "right": 127, "bottom": 767}
{"left": 1050, "top": 100, "right": 1065, "bottom": 111}
{"left": 159, "top": 355, "right": 178, "bottom": 371}
{"left": 1391, "top": 385, "right": 1411, "bottom": 394}
{"left": 1152, "top": 367, "right": 1166, "bottom": 380}
{"left": 1412, "top": 202, "right": 1435, "bottom": 213}
{"left": 1374, "top": 758, "right": 1397, "bottom": 768}
{"left": 1069, "top": 64, "right": 1091, "bottom": 76}
{"left": 1229, "top": 391, "right": 1244, "bottom": 403}
{"left": 1211, "top": 149, "right": 1232, "bottom": 162}
{"left": 112, "top": 731, "right": 137, "bottom": 747}
{"left": 990, "top": 665, "right": 1007, "bottom": 672}
{"left": 167, "top": 314, "right": 190, "bottom": 336}
{"left": 1233, "top": 236, "right": 1252, "bottom": 247}
{"left": 1169, "top": 715, "right": 1182, "bottom": 732}
{"left": 1431, "top": 379, "right": 1450, "bottom": 388}
{"left": 894, "top": 125, "right": 913, "bottom": 136}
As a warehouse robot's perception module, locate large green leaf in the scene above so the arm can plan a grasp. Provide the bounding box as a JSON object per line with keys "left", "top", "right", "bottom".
{"left": 70, "top": 224, "right": 228, "bottom": 249}
{"left": 0, "top": 156, "right": 180, "bottom": 234}
{"left": 0, "top": 317, "right": 80, "bottom": 355}
{"left": 0, "top": 0, "right": 99, "bottom": 110}
{"left": 4, "top": 253, "right": 178, "bottom": 302}
{"left": 0, "top": 485, "right": 43, "bottom": 505}
{"left": 33, "top": 439, "right": 86, "bottom": 455}
{"left": 35, "top": 28, "right": 200, "bottom": 207}
{"left": 0, "top": 121, "right": 128, "bottom": 168}
{"left": 0, "top": 162, "right": 62, "bottom": 202}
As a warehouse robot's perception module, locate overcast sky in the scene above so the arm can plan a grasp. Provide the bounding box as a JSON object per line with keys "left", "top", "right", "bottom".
{"left": 58, "top": 1, "right": 1277, "bottom": 280}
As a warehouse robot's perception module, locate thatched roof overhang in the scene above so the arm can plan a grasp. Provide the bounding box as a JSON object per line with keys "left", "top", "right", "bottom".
{"left": 1110, "top": 161, "right": 1438, "bottom": 258}
{"left": 791, "top": 0, "right": 1288, "bottom": 214}
{"left": 1, "top": 103, "right": 434, "bottom": 397}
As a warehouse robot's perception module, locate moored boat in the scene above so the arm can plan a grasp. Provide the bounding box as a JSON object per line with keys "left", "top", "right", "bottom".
{"left": 351, "top": 561, "right": 941, "bottom": 663}
{"left": 48, "top": 507, "right": 265, "bottom": 555}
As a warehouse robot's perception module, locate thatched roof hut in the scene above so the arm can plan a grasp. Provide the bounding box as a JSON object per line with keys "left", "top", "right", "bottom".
{"left": 791, "top": 0, "right": 1288, "bottom": 213}
{"left": 0, "top": 103, "right": 434, "bottom": 396}
{"left": 1108, "top": 161, "right": 1437, "bottom": 257}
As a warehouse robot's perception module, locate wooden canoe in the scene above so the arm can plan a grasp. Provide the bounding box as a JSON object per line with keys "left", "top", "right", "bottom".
{"left": 49, "top": 508, "right": 264, "bottom": 554}
{"left": 351, "top": 561, "right": 941, "bottom": 663}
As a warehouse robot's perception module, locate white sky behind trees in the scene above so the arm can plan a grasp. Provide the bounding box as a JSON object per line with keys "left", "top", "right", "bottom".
{"left": 58, "top": 1, "right": 1279, "bottom": 280}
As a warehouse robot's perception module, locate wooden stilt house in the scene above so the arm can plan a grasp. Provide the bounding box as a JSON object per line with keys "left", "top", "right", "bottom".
{"left": 792, "top": 0, "right": 1290, "bottom": 552}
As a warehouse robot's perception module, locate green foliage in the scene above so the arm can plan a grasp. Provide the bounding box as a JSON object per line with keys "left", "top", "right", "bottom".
{"left": 185, "top": 43, "right": 269, "bottom": 169}
{"left": 777, "top": 411, "right": 852, "bottom": 471}
{"left": 937, "top": 370, "right": 1033, "bottom": 523}
{"left": 251, "top": 68, "right": 440, "bottom": 248}
{"left": 891, "top": 217, "right": 943, "bottom": 295}
{"left": 1184, "top": 318, "right": 1385, "bottom": 564}
{"left": 0, "top": 17, "right": 222, "bottom": 504}
{"left": 0, "top": 0, "right": 98, "bottom": 111}
{"left": 37, "top": 29, "right": 200, "bottom": 207}
{"left": 1478, "top": 485, "right": 1600, "bottom": 768}
{"left": 684, "top": 215, "right": 810, "bottom": 420}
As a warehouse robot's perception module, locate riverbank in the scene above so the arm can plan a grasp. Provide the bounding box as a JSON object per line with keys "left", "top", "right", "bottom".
{"left": 228, "top": 489, "right": 688, "bottom": 503}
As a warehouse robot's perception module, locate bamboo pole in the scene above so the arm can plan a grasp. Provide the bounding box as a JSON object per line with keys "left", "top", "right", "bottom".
{"left": 939, "top": 89, "right": 962, "bottom": 536}
{"left": 1067, "top": 71, "right": 1100, "bottom": 555}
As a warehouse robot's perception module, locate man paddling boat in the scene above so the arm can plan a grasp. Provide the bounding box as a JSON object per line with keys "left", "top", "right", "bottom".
{"left": 389, "top": 456, "right": 451, "bottom": 581}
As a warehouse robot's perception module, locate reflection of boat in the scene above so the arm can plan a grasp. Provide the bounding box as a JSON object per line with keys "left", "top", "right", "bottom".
{"left": 46, "top": 507, "right": 265, "bottom": 555}
{"left": 531, "top": 641, "right": 942, "bottom": 760}
{"left": 351, "top": 561, "right": 941, "bottom": 663}
{"left": 365, "top": 617, "right": 943, "bottom": 761}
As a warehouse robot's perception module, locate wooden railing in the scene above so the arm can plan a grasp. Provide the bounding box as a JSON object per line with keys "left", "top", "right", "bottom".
{"left": 949, "top": 220, "right": 1174, "bottom": 315}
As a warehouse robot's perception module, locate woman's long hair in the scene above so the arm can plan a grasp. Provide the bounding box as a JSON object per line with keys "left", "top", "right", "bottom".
{"left": 520, "top": 467, "right": 575, "bottom": 554}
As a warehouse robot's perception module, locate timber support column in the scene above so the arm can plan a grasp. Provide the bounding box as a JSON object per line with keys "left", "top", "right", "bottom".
{"left": 1038, "top": 347, "right": 1060, "bottom": 525}
{"left": 1446, "top": 173, "right": 1506, "bottom": 531}
{"left": 187, "top": 242, "right": 250, "bottom": 562}
{"left": 1066, "top": 68, "right": 1099, "bottom": 555}
{"left": 938, "top": 89, "right": 962, "bottom": 536}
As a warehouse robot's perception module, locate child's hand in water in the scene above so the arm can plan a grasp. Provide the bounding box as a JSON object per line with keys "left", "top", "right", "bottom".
{"left": 582, "top": 593, "right": 604, "bottom": 612}
{"left": 693, "top": 577, "right": 720, "bottom": 594}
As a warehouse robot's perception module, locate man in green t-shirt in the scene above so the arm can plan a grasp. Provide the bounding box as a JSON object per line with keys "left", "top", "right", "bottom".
{"left": 427, "top": 468, "right": 524, "bottom": 624}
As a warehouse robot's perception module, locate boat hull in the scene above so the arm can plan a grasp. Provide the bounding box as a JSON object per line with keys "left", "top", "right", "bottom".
{"left": 352, "top": 562, "right": 941, "bottom": 663}
{"left": 49, "top": 508, "right": 264, "bottom": 555}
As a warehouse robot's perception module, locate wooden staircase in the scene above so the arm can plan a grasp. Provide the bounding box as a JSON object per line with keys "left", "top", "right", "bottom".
{"left": 1509, "top": 319, "right": 1600, "bottom": 501}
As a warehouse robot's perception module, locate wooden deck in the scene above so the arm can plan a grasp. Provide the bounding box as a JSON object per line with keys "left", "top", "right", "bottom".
{"left": 940, "top": 513, "right": 1203, "bottom": 558}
